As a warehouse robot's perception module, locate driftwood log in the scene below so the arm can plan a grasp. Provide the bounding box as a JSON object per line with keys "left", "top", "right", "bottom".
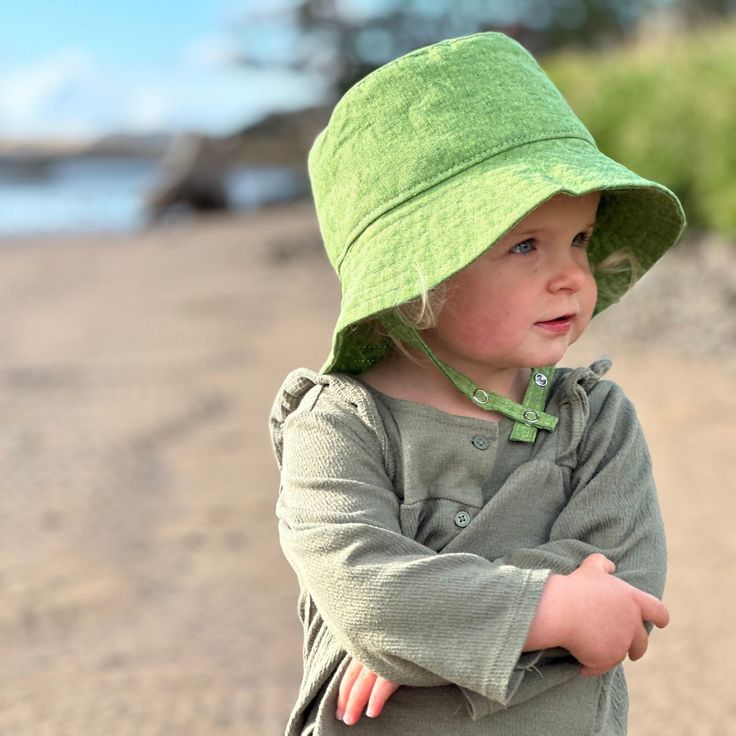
{"left": 145, "top": 133, "right": 231, "bottom": 221}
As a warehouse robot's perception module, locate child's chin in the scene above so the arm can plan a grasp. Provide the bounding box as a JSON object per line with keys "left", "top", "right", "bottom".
{"left": 532, "top": 345, "right": 572, "bottom": 367}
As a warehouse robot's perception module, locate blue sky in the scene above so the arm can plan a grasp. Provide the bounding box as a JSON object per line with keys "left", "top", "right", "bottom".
{"left": 0, "top": 0, "right": 328, "bottom": 139}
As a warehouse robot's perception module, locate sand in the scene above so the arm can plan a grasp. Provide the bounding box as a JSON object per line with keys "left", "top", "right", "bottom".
{"left": 0, "top": 200, "right": 734, "bottom": 735}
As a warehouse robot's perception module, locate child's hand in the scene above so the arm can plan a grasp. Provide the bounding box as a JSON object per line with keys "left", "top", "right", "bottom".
{"left": 336, "top": 657, "right": 400, "bottom": 725}
{"left": 528, "top": 553, "right": 670, "bottom": 676}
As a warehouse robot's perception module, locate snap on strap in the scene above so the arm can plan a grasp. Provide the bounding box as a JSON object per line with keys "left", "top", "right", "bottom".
{"left": 379, "top": 315, "right": 558, "bottom": 443}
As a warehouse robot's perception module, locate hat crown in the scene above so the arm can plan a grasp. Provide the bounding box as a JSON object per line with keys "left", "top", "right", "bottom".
{"left": 308, "top": 32, "right": 594, "bottom": 275}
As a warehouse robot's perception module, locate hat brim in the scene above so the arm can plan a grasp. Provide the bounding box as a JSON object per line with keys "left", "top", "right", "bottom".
{"left": 324, "top": 136, "right": 686, "bottom": 374}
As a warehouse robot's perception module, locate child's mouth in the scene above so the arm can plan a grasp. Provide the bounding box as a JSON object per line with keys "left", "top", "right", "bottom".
{"left": 534, "top": 314, "right": 574, "bottom": 334}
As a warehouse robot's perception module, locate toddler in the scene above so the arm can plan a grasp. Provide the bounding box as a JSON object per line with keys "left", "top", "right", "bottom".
{"left": 270, "top": 32, "right": 686, "bottom": 736}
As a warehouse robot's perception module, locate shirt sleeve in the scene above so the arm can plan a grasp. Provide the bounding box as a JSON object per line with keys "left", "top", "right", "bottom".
{"left": 498, "top": 381, "right": 667, "bottom": 602}
{"left": 277, "top": 392, "right": 550, "bottom": 706}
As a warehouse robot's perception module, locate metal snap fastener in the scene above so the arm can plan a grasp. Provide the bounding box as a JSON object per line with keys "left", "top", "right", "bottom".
{"left": 454, "top": 511, "right": 471, "bottom": 528}
{"left": 471, "top": 434, "right": 490, "bottom": 450}
{"left": 472, "top": 389, "right": 489, "bottom": 405}
{"left": 534, "top": 373, "right": 548, "bottom": 387}
{"left": 523, "top": 410, "right": 539, "bottom": 423}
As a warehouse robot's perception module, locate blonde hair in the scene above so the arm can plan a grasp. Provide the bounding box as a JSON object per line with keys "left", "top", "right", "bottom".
{"left": 592, "top": 248, "right": 644, "bottom": 303}
{"left": 355, "top": 276, "right": 448, "bottom": 365}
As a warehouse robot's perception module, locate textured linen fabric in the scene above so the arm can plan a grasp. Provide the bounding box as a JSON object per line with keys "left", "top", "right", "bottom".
{"left": 270, "top": 360, "right": 667, "bottom": 736}
{"left": 308, "top": 32, "right": 686, "bottom": 374}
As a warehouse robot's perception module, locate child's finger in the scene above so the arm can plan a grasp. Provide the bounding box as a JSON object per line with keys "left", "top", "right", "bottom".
{"left": 366, "top": 676, "right": 400, "bottom": 718}
{"left": 637, "top": 592, "right": 670, "bottom": 630}
{"left": 579, "top": 664, "right": 611, "bottom": 677}
{"left": 580, "top": 552, "right": 616, "bottom": 574}
{"left": 628, "top": 623, "right": 649, "bottom": 662}
{"left": 336, "top": 658, "right": 364, "bottom": 721}
{"left": 343, "top": 667, "right": 377, "bottom": 726}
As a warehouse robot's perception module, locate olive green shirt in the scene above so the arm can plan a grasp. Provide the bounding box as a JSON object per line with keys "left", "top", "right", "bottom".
{"left": 270, "top": 360, "right": 666, "bottom": 735}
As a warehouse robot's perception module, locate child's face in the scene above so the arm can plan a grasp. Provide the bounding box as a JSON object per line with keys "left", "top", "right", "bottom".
{"left": 424, "top": 192, "right": 600, "bottom": 374}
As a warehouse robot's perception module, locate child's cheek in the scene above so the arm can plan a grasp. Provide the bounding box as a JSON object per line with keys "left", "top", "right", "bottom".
{"left": 582, "top": 276, "right": 598, "bottom": 321}
{"left": 453, "top": 310, "right": 519, "bottom": 353}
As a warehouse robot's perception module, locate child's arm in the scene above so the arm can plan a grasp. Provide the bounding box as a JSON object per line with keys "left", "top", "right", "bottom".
{"left": 336, "top": 553, "right": 668, "bottom": 725}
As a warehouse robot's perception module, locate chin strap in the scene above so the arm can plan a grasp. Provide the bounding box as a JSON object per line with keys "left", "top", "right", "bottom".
{"left": 379, "top": 315, "right": 558, "bottom": 443}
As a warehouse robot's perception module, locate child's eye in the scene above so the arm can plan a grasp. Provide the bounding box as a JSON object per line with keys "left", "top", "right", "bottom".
{"left": 573, "top": 231, "right": 593, "bottom": 248}
{"left": 510, "top": 239, "right": 535, "bottom": 254}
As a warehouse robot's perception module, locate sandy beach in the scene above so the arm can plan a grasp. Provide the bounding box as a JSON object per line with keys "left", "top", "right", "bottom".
{"left": 1, "top": 199, "right": 734, "bottom": 735}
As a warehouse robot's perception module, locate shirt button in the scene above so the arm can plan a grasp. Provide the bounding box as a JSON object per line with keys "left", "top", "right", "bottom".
{"left": 454, "top": 510, "right": 471, "bottom": 528}
{"left": 471, "top": 434, "right": 490, "bottom": 450}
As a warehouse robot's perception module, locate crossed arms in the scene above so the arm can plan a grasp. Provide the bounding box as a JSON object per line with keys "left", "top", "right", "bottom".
{"left": 277, "top": 380, "right": 668, "bottom": 726}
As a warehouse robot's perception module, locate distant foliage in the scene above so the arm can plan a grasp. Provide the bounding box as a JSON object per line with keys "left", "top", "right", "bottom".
{"left": 544, "top": 22, "right": 736, "bottom": 239}
{"left": 239, "top": 1, "right": 686, "bottom": 97}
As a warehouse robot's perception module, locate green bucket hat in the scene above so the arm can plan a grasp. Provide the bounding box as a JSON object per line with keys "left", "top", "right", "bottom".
{"left": 308, "top": 32, "right": 686, "bottom": 438}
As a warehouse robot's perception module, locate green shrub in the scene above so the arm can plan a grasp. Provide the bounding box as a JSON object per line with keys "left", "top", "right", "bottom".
{"left": 544, "top": 23, "right": 736, "bottom": 239}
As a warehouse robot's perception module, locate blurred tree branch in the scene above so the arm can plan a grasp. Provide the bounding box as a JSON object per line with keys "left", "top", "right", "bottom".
{"left": 233, "top": 0, "right": 733, "bottom": 101}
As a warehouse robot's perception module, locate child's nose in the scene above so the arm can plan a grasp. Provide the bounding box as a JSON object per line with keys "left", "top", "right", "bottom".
{"left": 547, "top": 252, "right": 589, "bottom": 292}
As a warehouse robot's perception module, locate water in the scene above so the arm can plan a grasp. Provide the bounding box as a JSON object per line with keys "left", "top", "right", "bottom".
{"left": 0, "top": 156, "right": 306, "bottom": 237}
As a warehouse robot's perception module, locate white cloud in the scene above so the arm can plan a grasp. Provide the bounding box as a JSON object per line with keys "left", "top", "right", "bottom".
{"left": 0, "top": 41, "right": 328, "bottom": 140}
{"left": 180, "top": 34, "right": 242, "bottom": 68}
{"left": 0, "top": 48, "right": 129, "bottom": 137}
